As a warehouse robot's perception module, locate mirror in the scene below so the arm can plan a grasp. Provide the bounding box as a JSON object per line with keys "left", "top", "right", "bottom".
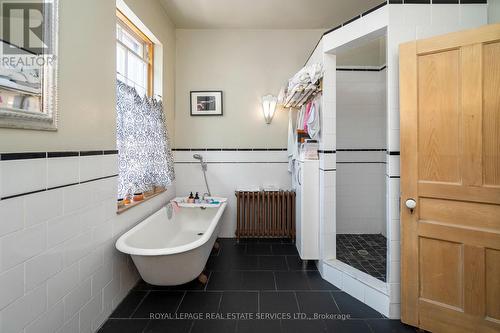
{"left": 0, "top": 0, "right": 58, "bottom": 130}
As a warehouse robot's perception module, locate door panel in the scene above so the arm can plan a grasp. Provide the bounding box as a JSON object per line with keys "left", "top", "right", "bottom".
{"left": 483, "top": 42, "right": 500, "bottom": 187}
{"left": 485, "top": 249, "right": 500, "bottom": 321}
{"left": 419, "top": 238, "right": 463, "bottom": 309}
{"left": 417, "top": 50, "right": 461, "bottom": 184}
{"left": 400, "top": 24, "right": 500, "bottom": 332}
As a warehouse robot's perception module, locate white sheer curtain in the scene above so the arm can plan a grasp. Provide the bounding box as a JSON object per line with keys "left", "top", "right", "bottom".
{"left": 116, "top": 81, "right": 174, "bottom": 199}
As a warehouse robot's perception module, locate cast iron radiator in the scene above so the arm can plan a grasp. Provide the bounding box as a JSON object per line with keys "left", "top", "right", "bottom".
{"left": 235, "top": 190, "right": 296, "bottom": 239}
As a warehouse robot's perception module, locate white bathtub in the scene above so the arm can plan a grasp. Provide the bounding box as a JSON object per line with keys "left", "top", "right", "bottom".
{"left": 115, "top": 200, "right": 227, "bottom": 285}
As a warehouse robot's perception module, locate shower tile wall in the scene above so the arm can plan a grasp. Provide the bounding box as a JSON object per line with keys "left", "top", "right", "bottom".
{"left": 0, "top": 152, "right": 175, "bottom": 333}
{"left": 336, "top": 69, "right": 387, "bottom": 236}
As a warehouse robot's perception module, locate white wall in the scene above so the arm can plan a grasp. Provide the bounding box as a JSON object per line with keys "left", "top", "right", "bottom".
{"left": 336, "top": 69, "right": 386, "bottom": 235}
{"left": 174, "top": 29, "right": 323, "bottom": 148}
{"left": 174, "top": 150, "right": 291, "bottom": 237}
{"left": 0, "top": 0, "right": 177, "bottom": 332}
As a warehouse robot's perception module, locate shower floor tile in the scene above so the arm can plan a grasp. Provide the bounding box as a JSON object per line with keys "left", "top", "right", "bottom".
{"left": 336, "top": 234, "right": 387, "bottom": 282}
{"left": 99, "top": 238, "right": 416, "bottom": 333}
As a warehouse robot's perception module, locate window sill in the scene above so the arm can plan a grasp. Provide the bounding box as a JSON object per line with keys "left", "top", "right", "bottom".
{"left": 116, "top": 188, "right": 167, "bottom": 214}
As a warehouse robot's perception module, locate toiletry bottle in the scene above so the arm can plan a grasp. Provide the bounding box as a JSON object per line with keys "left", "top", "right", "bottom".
{"left": 188, "top": 192, "right": 194, "bottom": 203}
{"left": 194, "top": 192, "right": 200, "bottom": 203}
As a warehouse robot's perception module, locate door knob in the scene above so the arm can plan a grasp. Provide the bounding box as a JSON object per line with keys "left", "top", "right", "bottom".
{"left": 405, "top": 198, "right": 416, "bottom": 213}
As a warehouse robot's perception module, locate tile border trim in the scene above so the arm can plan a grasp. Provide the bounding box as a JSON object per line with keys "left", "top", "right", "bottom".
{"left": 1, "top": 174, "right": 119, "bottom": 201}
{"left": 173, "top": 148, "right": 287, "bottom": 152}
{"left": 174, "top": 161, "right": 288, "bottom": 164}
{"left": 337, "top": 148, "right": 386, "bottom": 152}
{"left": 1, "top": 150, "right": 118, "bottom": 160}
{"left": 304, "top": 0, "right": 486, "bottom": 66}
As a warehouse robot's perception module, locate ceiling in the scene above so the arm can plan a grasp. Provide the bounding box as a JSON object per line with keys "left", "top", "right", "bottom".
{"left": 160, "top": 0, "right": 383, "bottom": 29}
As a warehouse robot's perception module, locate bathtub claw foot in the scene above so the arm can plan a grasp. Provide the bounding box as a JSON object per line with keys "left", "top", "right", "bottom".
{"left": 213, "top": 241, "right": 220, "bottom": 250}
{"left": 198, "top": 273, "right": 208, "bottom": 285}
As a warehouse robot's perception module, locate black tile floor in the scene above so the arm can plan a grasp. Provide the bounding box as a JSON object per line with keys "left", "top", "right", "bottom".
{"left": 336, "top": 234, "right": 387, "bottom": 282}
{"left": 99, "top": 238, "right": 416, "bottom": 333}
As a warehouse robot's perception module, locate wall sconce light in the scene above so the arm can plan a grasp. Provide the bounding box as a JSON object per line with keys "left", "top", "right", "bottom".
{"left": 262, "top": 95, "right": 277, "bottom": 124}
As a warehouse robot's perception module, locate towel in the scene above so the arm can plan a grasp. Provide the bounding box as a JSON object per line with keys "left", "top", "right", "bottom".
{"left": 287, "top": 108, "right": 297, "bottom": 173}
{"left": 303, "top": 101, "right": 313, "bottom": 133}
{"left": 307, "top": 97, "right": 321, "bottom": 140}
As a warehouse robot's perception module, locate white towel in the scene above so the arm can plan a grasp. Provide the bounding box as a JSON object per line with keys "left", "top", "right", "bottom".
{"left": 307, "top": 97, "right": 321, "bottom": 140}
{"left": 287, "top": 108, "right": 297, "bottom": 172}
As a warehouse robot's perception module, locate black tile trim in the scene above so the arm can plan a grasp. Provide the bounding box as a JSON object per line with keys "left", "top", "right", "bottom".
{"left": 172, "top": 148, "right": 287, "bottom": 152}
{"left": 388, "top": 175, "right": 400, "bottom": 178}
{"left": 322, "top": 25, "right": 342, "bottom": 36}
{"left": 1, "top": 189, "right": 47, "bottom": 200}
{"left": 80, "top": 174, "right": 119, "bottom": 184}
{"left": 47, "top": 151, "right": 79, "bottom": 158}
{"left": 175, "top": 161, "right": 288, "bottom": 164}
{"left": 1, "top": 174, "right": 118, "bottom": 201}
{"left": 303, "top": 35, "right": 324, "bottom": 67}
{"left": 362, "top": 2, "right": 388, "bottom": 16}
{"left": 0, "top": 152, "right": 47, "bottom": 160}
{"left": 46, "top": 182, "right": 80, "bottom": 191}
{"left": 337, "top": 161, "right": 387, "bottom": 164}
{"left": 459, "top": 0, "right": 487, "bottom": 3}
{"left": 343, "top": 15, "right": 361, "bottom": 26}
{"left": 306, "top": 1, "right": 386, "bottom": 65}
{"left": 323, "top": 1, "right": 386, "bottom": 37}
{"left": 337, "top": 68, "right": 378, "bottom": 72}
{"left": 404, "top": 0, "right": 431, "bottom": 3}
{"left": 337, "top": 149, "right": 386, "bottom": 152}
{"left": 80, "top": 150, "right": 104, "bottom": 156}
{"left": 433, "top": 0, "right": 459, "bottom": 3}
{"left": 320, "top": 168, "right": 336, "bottom": 171}
{"left": 387, "top": 151, "right": 400, "bottom": 155}
{"left": 337, "top": 65, "right": 386, "bottom": 72}
{"left": 1, "top": 150, "right": 119, "bottom": 160}
{"left": 318, "top": 150, "right": 336, "bottom": 154}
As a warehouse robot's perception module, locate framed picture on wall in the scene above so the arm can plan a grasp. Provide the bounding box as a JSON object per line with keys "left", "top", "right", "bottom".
{"left": 190, "top": 91, "right": 223, "bottom": 116}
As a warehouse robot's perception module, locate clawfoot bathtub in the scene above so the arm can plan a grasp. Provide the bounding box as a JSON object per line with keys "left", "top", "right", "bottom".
{"left": 116, "top": 199, "right": 227, "bottom": 285}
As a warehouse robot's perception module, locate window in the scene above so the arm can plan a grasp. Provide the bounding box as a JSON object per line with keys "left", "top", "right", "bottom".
{"left": 116, "top": 9, "right": 153, "bottom": 97}
{"left": 115, "top": 8, "right": 174, "bottom": 213}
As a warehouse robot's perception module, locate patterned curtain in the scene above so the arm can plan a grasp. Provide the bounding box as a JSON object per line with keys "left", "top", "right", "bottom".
{"left": 116, "top": 81, "right": 175, "bottom": 199}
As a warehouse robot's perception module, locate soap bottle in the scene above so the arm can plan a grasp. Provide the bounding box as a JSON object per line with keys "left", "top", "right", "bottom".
{"left": 188, "top": 192, "right": 194, "bottom": 203}
{"left": 194, "top": 192, "right": 200, "bottom": 203}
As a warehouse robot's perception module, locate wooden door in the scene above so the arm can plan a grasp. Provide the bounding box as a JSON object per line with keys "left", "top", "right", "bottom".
{"left": 400, "top": 24, "right": 500, "bottom": 333}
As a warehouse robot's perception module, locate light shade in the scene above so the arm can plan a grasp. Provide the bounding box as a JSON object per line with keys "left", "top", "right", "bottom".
{"left": 262, "top": 95, "right": 277, "bottom": 124}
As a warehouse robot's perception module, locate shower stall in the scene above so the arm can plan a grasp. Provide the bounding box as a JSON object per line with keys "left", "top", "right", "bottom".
{"left": 335, "top": 36, "right": 387, "bottom": 281}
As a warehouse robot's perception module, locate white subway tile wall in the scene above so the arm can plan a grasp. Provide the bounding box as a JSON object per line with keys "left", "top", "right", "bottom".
{"left": 0, "top": 152, "right": 175, "bottom": 332}
{"left": 174, "top": 150, "right": 291, "bottom": 237}
{"left": 336, "top": 69, "right": 387, "bottom": 235}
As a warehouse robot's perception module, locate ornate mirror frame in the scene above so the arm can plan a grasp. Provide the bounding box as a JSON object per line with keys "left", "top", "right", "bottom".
{"left": 0, "top": 0, "right": 59, "bottom": 131}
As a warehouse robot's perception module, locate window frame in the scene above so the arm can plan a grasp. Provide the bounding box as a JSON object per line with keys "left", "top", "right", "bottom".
{"left": 116, "top": 9, "right": 154, "bottom": 97}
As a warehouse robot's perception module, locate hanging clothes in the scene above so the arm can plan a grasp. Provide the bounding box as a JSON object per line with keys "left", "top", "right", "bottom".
{"left": 296, "top": 104, "right": 306, "bottom": 131}
{"left": 303, "top": 101, "right": 313, "bottom": 133}
{"left": 307, "top": 96, "right": 321, "bottom": 140}
{"left": 287, "top": 108, "right": 296, "bottom": 173}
